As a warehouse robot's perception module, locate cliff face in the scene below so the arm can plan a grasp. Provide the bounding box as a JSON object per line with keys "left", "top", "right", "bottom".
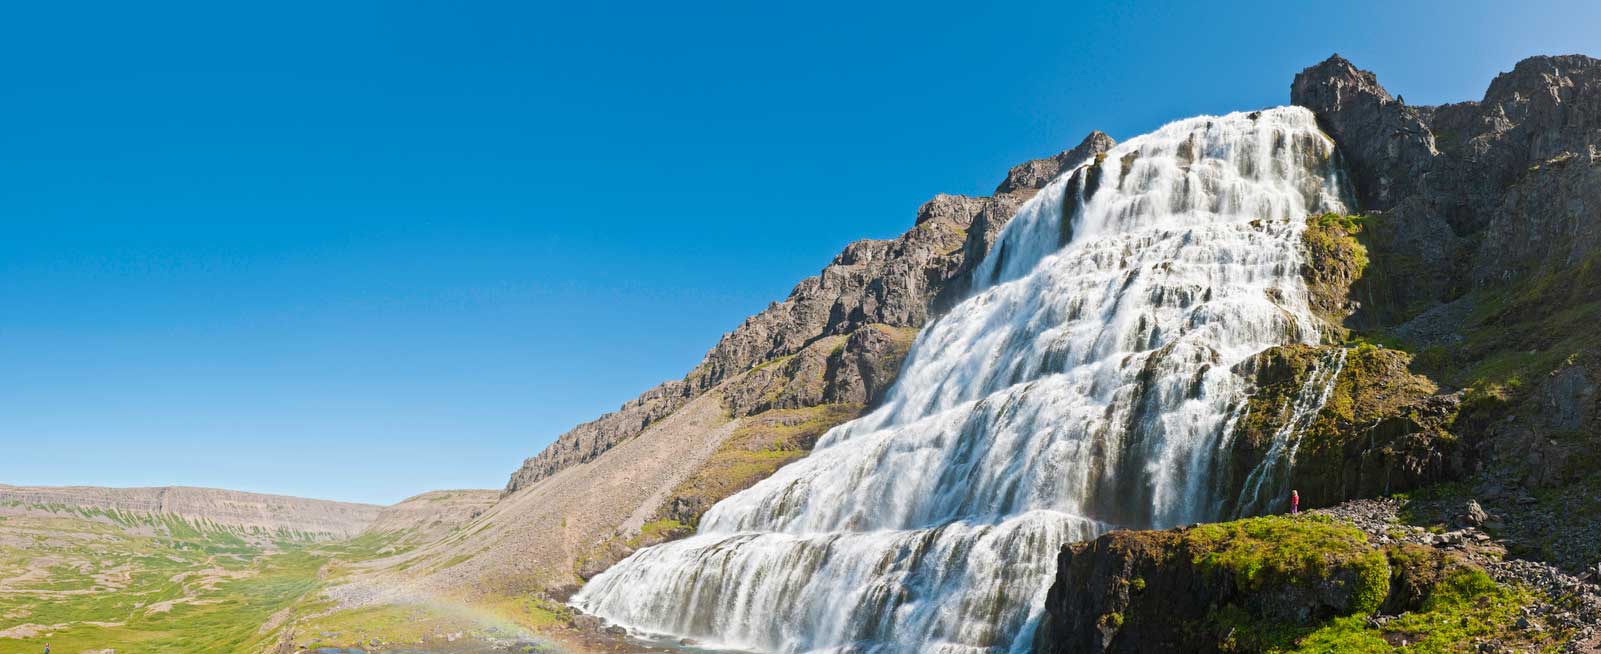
{"left": 0, "top": 484, "right": 382, "bottom": 540}
{"left": 1209, "top": 54, "right": 1601, "bottom": 520}
{"left": 1292, "top": 54, "right": 1601, "bottom": 323}
{"left": 502, "top": 131, "right": 1115, "bottom": 496}
{"left": 1323, "top": 54, "right": 1600, "bottom": 474}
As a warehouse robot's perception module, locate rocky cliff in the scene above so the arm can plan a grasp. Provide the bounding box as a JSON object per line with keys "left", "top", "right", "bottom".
{"left": 502, "top": 131, "right": 1115, "bottom": 496}
{"left": 1307, "top": 53, "right": 1601, "bottom": 545}
{"left": 1214, "top": 53, "right": 1601, "bottom": 525}
{"left": 1030, "top": 52, "right": 1601, "bottom": 653}
{"left": 0, "top": 484, "right": 383, "bottom": 540}
{"left": 1292, "top": 53, "right": 1601, "bottom": 324}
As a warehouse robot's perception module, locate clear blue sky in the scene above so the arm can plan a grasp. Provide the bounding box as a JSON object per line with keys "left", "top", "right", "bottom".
{"left": 2, "top": 1, "right": 1595, "bottom": 505}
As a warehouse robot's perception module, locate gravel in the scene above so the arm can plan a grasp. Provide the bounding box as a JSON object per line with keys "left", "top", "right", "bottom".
{"left": 1315, "top": 498, "right": 1601, "bottom": 653}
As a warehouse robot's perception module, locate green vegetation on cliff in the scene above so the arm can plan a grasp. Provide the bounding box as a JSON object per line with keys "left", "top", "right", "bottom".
{"left": 1302, "top": 213, "right": 1369, "bottom": 341}
{"left": 1225, "top": 343, "right": 1453, "bottom": 517}
{"left": 1037, "top": 514, "right": 1542, "bottom": 654}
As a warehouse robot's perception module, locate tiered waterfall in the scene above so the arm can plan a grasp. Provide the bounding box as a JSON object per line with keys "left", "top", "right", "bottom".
{"left": 575, "top": 107, "right": 1350, "bottom": 654}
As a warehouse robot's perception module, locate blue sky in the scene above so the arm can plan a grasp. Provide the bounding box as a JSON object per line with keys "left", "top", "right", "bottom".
{"left": 2, "top": 1, "right": 1596, "bottom": 504}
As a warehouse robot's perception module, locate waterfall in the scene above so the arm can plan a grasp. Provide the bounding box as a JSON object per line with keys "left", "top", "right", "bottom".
{"left": 574, "top": 107, "right": 1349, "bottom": 654}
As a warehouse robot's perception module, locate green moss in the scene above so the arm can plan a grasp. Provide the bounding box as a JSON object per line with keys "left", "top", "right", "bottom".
{"left": 1229, "top": 342, "right": 1449, "bottom": 516}
{"left": 1302, "top": 213, "right": 1369, "bottom": 339}
{"left": 1187, "top": 515, "right": 1389, "bottom": 615}
{"left": 1099, "top": 611, "right": 1125, "bottom": 629}
{"left": 1289, "top": 567, "right": 1534, "bottom": 654}
{"left": 1155, "top": 515, "right": 1541, "bottom": 653}
{"left": 1456, "top": 249, "right": 1601, "bottom": 388}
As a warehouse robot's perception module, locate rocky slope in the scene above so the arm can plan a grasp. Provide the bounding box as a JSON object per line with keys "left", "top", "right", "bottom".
{"left": 502, "top": 131, "right": 1117, "bottom": 496}
{"left": 361, "top": 489, "right": 499, "bottom": 546}
{"left": 0, "top": 483, "right": 383, "bottom": 540}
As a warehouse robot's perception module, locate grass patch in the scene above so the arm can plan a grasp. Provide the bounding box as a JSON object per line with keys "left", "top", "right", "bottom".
{"left": 1189, "top": 515, "right": 1390, "bottom": 615}
{"left": 1288, "top": 567, "right": 1534, "bottom": 653}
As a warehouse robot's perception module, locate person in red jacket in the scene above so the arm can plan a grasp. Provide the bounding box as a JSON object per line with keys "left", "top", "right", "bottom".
{"left": 1291, "top": 489, "right": 1301, "bottom": 515}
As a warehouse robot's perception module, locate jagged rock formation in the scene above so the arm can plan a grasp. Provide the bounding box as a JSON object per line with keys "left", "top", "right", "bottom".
{"left": 1290, "top": 54, "right": 1601, "bottom": 498}
{"left": 502, "top": 131, "right": 1116, "bottom": 495}
{"left": 1293, "top": 53, "right": 1601, "bottom": 325}
{"left": 0, "top": 484, "right": 382, "bottom": 540}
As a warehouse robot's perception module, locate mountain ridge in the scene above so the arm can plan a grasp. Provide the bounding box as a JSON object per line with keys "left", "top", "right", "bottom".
{"left": 0, "top": 483, "right": 384, "bottom": 540}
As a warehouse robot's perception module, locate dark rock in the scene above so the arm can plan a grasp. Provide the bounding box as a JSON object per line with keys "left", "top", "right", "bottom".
{"left": 1294, "top": 53, "right": 1601, "bottom": 288}
{"left": 1291, "top": 55, "right": 1438, "bottom": 211}
{"left": 1032, "top": 516, "right": 1390, "bottom": 654}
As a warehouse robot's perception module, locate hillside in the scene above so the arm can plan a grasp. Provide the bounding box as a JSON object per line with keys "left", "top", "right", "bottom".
{"left": 0, "top": 484, "right": 383, "bottom": 541}
{"left": 363, "top": 490, "right": 499, "bottom": 547}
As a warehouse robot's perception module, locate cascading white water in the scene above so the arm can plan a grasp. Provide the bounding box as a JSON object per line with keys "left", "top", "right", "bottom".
{"left": 575, "top": 107, "right": 1349, "bottom": 654}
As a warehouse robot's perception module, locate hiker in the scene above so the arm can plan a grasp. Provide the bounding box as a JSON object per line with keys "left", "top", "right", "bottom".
{"left": 1291, "top": 489, "right": 1300, "bottom": 515}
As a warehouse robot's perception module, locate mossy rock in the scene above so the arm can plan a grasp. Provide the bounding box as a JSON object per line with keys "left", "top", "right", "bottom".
{"left": 1302, "top": 213, "right": 1369, "bottom": 341}
{"left": 1221, "top": 344, "right": 1457, "bottom": 517}
{"left": 1033, "top": 515, "right": 1536, "bottom": 654}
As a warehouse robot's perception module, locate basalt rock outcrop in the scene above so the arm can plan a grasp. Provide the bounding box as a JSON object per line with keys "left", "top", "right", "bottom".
{"left": 1293, "top": 54, "right": 1601, "bottom": 326}
{"left": 503, "top": 131, "right": 1116, "bottom": 496}
{"left": 1281, "top": 54, "right": 1601, "bottom": 496}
